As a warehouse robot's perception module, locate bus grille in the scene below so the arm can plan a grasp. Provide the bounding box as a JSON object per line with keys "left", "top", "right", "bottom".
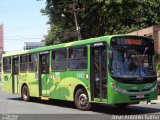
{"left": 129, "top": 94, "right": 149, "bottom": 100}
{"left": 127, "top": 88, "right": 151, "bottom": 92}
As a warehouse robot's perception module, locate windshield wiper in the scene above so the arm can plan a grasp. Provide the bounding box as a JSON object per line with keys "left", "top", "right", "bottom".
{"left": 139, "top": 47, "right": 148, "bottom": 64}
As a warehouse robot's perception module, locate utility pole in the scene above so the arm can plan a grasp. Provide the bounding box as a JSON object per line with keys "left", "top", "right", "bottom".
{"left": 72, "top": 0, "right": 82, "bottom": 40}
{"left": 64, "top": 0, "right": 82, "bottom": 40}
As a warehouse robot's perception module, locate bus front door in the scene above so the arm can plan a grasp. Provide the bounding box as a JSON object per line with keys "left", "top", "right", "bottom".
{"left": 91, "top": 44, "right": 107, "bottom": 102}
{"left": 39, "top": 52, "right": 50, "bottom": 97}
{"left": 12, "top": 56, "right": 19, "bottom": 94}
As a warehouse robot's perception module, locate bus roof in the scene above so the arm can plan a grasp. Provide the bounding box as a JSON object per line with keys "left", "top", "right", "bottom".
{"left": 2, "top": 35, "right": 152, "bottom": 57}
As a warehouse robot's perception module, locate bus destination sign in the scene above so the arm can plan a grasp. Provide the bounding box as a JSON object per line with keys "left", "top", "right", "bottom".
{"left": 112, "top": 37, "right": 143, "bottom": 46}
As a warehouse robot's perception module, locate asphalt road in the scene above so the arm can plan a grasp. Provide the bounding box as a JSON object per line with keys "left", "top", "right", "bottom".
{"left": 0, "top": 81, "right": 160, "bottom": 120}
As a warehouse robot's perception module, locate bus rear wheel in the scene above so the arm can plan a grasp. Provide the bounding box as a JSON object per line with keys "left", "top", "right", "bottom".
{"left": 21, "top": 85, "right": 30, "bottom": 102}
{"left": 74, "top": 88, "right": 91, "bottom": 111}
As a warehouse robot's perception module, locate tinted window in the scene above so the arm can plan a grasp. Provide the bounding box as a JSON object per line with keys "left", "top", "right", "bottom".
{"left": 3, "top": 57, "right": 11, "bottom": 73}
{"left": 68, "top": 46, "right": 88, "bottom": 70}
{"left": 20, "top": 55, "right": 28, "bottom": 72}
{"left": 40, "top": 53, "right": 49, "bottom": 74}
{"left": 28, "top": 53, "right": 38, "bottom": 72}
{"left": 52, "top": 49, "right": 67, "bottom": 70}
{"left": 13, "top": 56, "right": 19, "bottom": 75}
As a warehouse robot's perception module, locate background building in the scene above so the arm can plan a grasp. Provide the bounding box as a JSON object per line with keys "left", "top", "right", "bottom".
{"left": 128, "top": 25, "right": 160, "bottom": 54}
{"left": 0, "top": 24, "right": 4, "bottom": 74}
{"left": 24, "top": 42, "right": 45, "bottom": 50}
{"left": 0, "top": 24, "right": 3, "bottom": 54}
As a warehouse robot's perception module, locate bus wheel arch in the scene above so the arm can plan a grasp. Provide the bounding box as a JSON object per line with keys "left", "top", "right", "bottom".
{"left": 21, "top": 83, "right": 30, "bottom": 102}
{"left": 74, "top": 85, "right": 91, "bottom": 110}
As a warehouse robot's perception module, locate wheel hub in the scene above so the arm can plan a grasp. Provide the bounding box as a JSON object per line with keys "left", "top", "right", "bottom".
{"left": 79, "top": 93, "right": 88, "bottom": 106}
{"left": 23, "top": 94, "right": 27, "bottom": 99}
{"left": 23, "top": 88, "right": 28, "bottom": 99}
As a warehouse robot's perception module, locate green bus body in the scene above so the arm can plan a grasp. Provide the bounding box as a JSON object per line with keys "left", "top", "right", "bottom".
{"left": 1, "top": 35, "right": 158, "bottom": 109}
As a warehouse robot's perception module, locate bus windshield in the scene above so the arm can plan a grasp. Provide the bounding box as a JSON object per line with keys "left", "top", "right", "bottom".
{"left": 110, "top": 46, "right": 156, "bottom": 78}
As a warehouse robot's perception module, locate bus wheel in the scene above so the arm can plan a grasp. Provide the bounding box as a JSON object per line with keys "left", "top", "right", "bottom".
{"left": 114, "top": 103, "right": 129, "bottom": 109}
{"left": 21, "top": 85, "right": 30, "bottom": 102}
{"left": 74, "top": 88, "right": 91, "bottom": 111}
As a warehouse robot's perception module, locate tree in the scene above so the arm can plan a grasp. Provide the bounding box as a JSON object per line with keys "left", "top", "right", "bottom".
{"left": 41, "top": 0, "right": 160, "bottom": 45}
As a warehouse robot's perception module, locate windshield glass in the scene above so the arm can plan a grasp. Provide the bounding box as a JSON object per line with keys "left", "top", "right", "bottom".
{"left": 110, "top": 46, "right": 156, "bottom": 78}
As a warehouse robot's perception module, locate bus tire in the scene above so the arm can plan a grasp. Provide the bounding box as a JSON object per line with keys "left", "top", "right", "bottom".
{"left": 21, "top": 85, "right": 30, "bottom": 102}
{"left": 74, "top": 88, "right": 91, "bottom": 111}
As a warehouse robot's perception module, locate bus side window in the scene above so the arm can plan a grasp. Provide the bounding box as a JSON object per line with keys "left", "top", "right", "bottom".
{"left": 52, "top": 49, "right": 67, "bottom": 71}
{"left": 13, "top": 56, "right": 19, "bottom": 75}
{"left": 41, "top": 54, "right": 49, "bottom": 73}
{"left": 28, "top": 53, "right": 38, "bottom": 72}
{"left": 20, "top": 55, "right": 28, "bottom": 72}
{"left": 3, "top": 57, "right": 11, "bottom": 73}
{"left": 68, "top": 46, "right": 88, "bottom": 70}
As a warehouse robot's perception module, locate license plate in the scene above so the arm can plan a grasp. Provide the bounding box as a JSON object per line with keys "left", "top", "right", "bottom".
{"left": 136, "top": 94, "right": 144, "bottom": 98}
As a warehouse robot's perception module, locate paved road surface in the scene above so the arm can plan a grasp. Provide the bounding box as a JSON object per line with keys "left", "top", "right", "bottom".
{"left": 0, "top": 81, "right": 160, "bottom": 120}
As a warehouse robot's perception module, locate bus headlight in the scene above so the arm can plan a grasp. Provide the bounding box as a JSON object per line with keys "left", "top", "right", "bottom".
{"left": 151, "top": 85, "right": 157, "bottom": 92}
{"left": 111, "top": 83, "right": 127, "bottom": 94}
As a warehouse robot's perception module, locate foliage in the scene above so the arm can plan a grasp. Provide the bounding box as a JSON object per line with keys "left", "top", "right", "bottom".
{"left": 40, "top": 0, "right": 160, "bottom": 45}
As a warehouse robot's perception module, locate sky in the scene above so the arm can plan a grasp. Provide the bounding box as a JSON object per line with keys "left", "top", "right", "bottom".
{"left": 0, "top": 0, "right": 48, "bottom": 53}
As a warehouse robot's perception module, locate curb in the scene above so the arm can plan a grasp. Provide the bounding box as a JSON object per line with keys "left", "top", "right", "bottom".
{"left": 151, "top": 100, "right": 160, "bottom": 104}
{"left": 140, "top": 100, "right": 160, "bottom": 104}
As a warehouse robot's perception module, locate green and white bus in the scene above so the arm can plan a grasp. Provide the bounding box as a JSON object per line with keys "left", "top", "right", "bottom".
{"left": 1, "top": 35, "right": 158, "bottom": 110}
